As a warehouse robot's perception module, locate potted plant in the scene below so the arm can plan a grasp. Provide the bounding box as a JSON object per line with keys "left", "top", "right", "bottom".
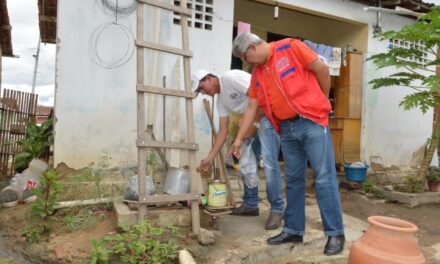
{"left": 426, "top": 169, "right": 440, "bottom": 192}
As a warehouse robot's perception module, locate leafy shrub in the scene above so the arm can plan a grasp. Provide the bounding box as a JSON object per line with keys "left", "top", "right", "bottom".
{"left": 393, "top": 176, "right": 425, "bottom": 193}
{"left": 360, "top": 178, "right": 385, "bottom": 199}
{"left": 90, "top": 221, "right": 180, "bottom": 264}
{"left": 13, "top": 119, "right": 53, "bottom": 172}
{"left": 427, "top": 168, "right": 440, "bottom": 183}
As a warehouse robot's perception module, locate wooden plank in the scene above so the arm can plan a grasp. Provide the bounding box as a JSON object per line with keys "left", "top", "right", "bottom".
{"left": 39, "top": 15, "right": 57, "bottom": 23}
{"left": 137, "top": 139, "right": 198, "bottom": 150}
{"left": 138, "top": 0, "right": 192, "bottom": 16}
{"left": 137, "top": 193, "right": 199, "bottom": 204}
{"left": 136, "top": 2, "right": 148, "bottom": 222}
{"left": 180, "top": 0, "right": 200, "bottom": 235}
{"left": 169, "top": 59, "right": 181, "bottom": 168}
{"left": 203, "top": 99, "right": 236, "bottom": 206}
{"left": 135, "top": 40, "right": 192, "bottom": 57}
{"left": 137, "top": 84, "right": 196, "bottom": 99}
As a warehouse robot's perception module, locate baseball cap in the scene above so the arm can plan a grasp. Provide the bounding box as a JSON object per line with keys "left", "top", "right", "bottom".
{"left": 191, "top": 69, "right": 211, "bottom": 93}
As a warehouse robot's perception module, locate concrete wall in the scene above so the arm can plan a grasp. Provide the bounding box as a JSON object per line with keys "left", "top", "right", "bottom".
{"left": 55, "top": 0, "right": 434, "bottom": 169}
{"left": 55, "top": 0, "right": 233, "bottom": 168}
{"left": 235, "top": 0, "right": 434, "bottom": 168}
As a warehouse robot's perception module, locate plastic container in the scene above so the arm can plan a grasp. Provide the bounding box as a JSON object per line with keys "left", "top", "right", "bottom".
{"left": 163, "top": 167, "right": 190, "bottom": 195}
{"left": 344, "top": 163, "right": 368, "bottom": 182}
{"left": 207, "top": 180, "right": 227, "bottom": 207}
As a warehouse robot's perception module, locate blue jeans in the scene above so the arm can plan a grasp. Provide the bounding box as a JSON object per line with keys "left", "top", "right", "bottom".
{"left": 280, "top": 117, "right": 344, "bottom": 237}
{"left": 258, "top": 116, "right": 284, "bottom": 213}
{"left": 242, "top": 117, "right": 284, "bottom": 211}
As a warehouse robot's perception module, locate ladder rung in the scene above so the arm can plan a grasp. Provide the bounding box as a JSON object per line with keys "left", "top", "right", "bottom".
{"left": 136, "top": 40, "right": 192, "bottom": 57}
{"left": 138, "top": 0, "right": 192, "bottom": 17}
{"left": 137, "top": 140, "right": 198, "bottom": 150}
{"left": 137, "top": 84, "right": 196, "bottom": 99}
{"left": 135, "top": 193, "right": 200, "bottom": 204}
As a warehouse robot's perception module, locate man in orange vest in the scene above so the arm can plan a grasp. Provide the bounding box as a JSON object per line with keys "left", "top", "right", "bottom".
{"left": 230, "top": 32, "right": 345, "bottom": 256}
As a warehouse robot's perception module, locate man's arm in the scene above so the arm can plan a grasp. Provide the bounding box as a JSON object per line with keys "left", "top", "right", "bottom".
{"left": 308, "top": 58, "right": 331, "bottom": 98}
{"left": 229, "top": 99, "right": 259, "bottom": 159}
{"left": 199, "top": 116, "right": 229, "bottom": 172}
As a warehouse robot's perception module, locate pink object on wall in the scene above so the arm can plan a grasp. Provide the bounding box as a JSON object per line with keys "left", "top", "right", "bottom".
{"left": 237, "top": 21, "right": 251, "bottom": 36}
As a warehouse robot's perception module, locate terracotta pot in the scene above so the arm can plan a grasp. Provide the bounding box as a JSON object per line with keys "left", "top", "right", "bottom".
{"left": 348, "top": 216, "right": 425, "bottom": 264}
{"left": 428, "top": 181, "right": 439, "bottom": 192}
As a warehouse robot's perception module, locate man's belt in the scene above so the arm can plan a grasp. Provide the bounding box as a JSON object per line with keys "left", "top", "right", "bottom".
{"left": 285, "top": 115, "right": 301, "bottom": 123}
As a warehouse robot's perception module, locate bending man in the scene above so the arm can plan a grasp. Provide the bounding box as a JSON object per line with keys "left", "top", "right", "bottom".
{"left": 193, "top": 69, "right": 284, "bottom": 230}
{"left": 230, "top": 33, "right": 345, "bottom": 255}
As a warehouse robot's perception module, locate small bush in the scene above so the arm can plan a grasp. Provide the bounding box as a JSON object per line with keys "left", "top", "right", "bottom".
{"left": 393, "top": 176, "right": 425, "bottom": 193}
{"left": 360, "top": 178, "right": 385, "bottom": 199}
{"left": 90, "top": 220, "right": 180, "bottom": 264}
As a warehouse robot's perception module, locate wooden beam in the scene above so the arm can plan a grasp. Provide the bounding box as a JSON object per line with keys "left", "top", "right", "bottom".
{"left": 137, "top": 84, "right": 196, "bottom": 98}
{"left": 0, "top": 25, "right": 12, "bottom": 30}
{"left": 382, "top": 0, "right": 401, "bottom": 5}
{"left": 137, "top": 139, "right": 199, "bottom": 150}
{"left": 136, "top": 40, "right": 193, "bottom": 57}
{"left": 137, "top": 193, "right": 200, "bottom": 204}
{"left": 137, "top": 0, "right": 192, "bottom": 16}
{"left": 39, "top": 15, "right": 57, "bottom": 23}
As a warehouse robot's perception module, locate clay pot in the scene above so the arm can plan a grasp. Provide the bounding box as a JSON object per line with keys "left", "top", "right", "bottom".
{"left": 428, "top": 181, "right": 439, "bottom": 192}
{"left": 348, "top": 216, "right": 425, "bottom": 264}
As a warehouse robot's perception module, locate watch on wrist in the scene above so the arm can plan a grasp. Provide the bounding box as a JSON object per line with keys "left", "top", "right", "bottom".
{"left": 253, "top": 122, "right": 261, "bottom": 129}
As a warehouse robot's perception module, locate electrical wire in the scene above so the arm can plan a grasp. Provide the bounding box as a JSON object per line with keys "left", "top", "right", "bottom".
{"left": 98, "top": 0, "right": 136, "bottom": 16}
{"left": 88, "top": 22, "right": 135, "bottom": 69}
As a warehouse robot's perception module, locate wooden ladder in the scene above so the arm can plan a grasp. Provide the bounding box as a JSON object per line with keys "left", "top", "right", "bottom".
{"left": 135, "top": 0, "right": 200, "bottom": 234}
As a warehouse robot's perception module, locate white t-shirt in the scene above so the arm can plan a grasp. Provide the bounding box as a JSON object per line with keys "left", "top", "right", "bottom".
{"left": 216, "top": 70, "right": 251, "bottom": 117}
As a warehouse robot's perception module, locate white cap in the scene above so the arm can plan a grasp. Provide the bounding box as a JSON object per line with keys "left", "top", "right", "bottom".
{"left": 191, "top": 69, "right": 211, "bottom": 93}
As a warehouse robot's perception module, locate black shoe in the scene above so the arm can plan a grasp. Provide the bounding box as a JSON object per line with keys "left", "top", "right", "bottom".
{"left": 265, "top": 212, "right": 283, "bottom": 230}
{"left": 267, "top": 232, "right": 303, "bottom": 245}
{"left": 324, "top": 235, "right": 345, "bottom": 255}
{"left": 230, "top": 205, "right": 259, "bottom": 216}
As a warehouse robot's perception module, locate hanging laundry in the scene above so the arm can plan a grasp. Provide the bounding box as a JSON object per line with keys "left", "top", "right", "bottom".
{"left": 237, "top": 21, "right": 251, "bottom": 35}
{"left": 304, "top": 40, "right": 341, "bottom": 76}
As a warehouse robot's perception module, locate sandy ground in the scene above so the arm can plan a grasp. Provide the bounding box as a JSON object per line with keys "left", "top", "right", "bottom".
{"left": 0, "top": 186, "right": 439, "bottom": 263}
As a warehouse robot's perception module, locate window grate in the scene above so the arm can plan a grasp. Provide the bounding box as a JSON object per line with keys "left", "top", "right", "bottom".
{"left": 173, "top": 0, "right": 213, "bottom": 31}
{"left": 388, "top": 39, "right": 429, "bottom": 67}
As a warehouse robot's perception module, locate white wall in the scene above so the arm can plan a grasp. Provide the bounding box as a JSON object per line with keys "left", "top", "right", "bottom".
{"left": 55, "top": 0, "right": 233, "bottom": 168}
{"left": 275, "top": 0, "right": 434, "bottom": 168}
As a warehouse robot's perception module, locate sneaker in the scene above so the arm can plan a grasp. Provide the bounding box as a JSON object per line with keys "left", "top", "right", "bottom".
{"left": 0, "top": 188, "right": 19, "bottom": 207}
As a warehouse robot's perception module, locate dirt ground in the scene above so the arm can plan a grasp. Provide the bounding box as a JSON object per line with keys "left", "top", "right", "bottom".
{"left": 0, "top": 188, "right": 439, "bottom": 263}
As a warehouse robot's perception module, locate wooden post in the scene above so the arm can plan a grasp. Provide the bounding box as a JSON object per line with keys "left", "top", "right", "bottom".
{"left": 180, "top": 0, "right": 200, "bottom": 235}
{"left": 136, "top": 2, "right": 147, "bottom": 222}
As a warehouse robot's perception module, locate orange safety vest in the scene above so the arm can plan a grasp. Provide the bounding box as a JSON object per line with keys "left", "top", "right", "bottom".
{"left": 252, "top": 38, "right": 331, "bottom": 133}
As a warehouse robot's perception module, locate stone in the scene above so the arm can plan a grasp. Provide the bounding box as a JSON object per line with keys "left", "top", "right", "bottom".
{"left": 384, "top": 189, "right": 440, "bottom": 207}
{"left": 179, "top": 249, "right": 196, "bottom": 264}
{"left": 198, "top": 227, "right": 215, "bottom": 246}
{"left": 54, "top": 245, "right": 65, "bottom": 259}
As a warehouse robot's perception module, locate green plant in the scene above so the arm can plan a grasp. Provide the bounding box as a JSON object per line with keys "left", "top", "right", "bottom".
{"left": 360, "top": 178, "right": 385, "bottom": 199}
{"left": 393, "top": 176, "right": 425, "bottom": 193}
{"left": 89, "top": 221, "right": 179, "bottom": 264}
{"left": 82, "top": 153, "right": 111, "bottom": 199}
{"left": 21, "top": 225, "right": 42, "bottom": 243}
{"left": 13, "top": 119, "right": 53, "bottom": 172}
{"left": 368, "top": 7, "right": 440, "bottom": 182}
{"left": 30, "top": 169, "right": 62, "bottom": 232}
{"left": 427, "top": 169, "right": 440, "bottom": 183}
{"left": 63, "top": 207, "right": 95, "bottom": 232}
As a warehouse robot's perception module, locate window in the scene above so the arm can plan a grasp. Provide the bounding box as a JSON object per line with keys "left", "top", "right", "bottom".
{"left": 388, "top": 39, "right": 429, "bottom": 67}
{"left": 173, "top": 0, "right": 213, "bottom": 30}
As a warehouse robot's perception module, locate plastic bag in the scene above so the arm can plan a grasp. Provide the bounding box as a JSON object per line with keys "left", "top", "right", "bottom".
{"left": 239, "top": 138, "right": 258, "bottom": 188}
{"left": 3, "top": 159, "right": 48, "bottom": 201}
{"left": 123, "top": 175, "right": 156, "bottom": 201}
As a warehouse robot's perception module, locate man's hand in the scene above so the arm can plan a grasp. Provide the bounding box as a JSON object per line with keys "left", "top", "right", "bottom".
{"left": 228, "top": 138, "right": 244, "bottom": 159}
{"left": 199, "top": 158, "right": 212, "bottom": 172}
